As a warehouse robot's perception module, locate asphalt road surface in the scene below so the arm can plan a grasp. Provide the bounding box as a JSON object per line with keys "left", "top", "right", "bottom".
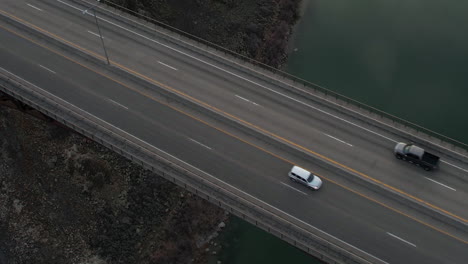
{"left": 1, "top": 1, "right": 467, "bottom": 263}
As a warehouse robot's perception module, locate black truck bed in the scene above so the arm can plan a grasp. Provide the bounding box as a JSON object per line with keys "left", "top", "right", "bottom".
{"left": 422, "top": 152, "right": 440, "bottom": 166}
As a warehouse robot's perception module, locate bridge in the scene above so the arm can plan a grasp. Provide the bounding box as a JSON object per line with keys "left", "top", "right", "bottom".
{"left": 1, "top": 0, "right": 467, "bottom": 263}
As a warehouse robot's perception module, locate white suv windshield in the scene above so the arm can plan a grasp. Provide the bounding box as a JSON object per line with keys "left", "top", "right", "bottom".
{"left": 307, "top": 175, "right": 314, "bottom": 183}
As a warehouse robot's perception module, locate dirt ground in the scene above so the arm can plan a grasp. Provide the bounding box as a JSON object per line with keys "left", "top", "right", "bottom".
{"left": 0, "top": 0, "right": 302, "bottom": 263}
{"left": 107, "top": 0, "right": 301, "bottom": 67}
{"left": 0, "top": 107, "right": 227, "bottom": 264}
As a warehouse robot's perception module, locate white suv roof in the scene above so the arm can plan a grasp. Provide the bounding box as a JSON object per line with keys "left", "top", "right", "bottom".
{"left": 288, "top": 165, "right": 323, "bottom": 190}
{"left": 290, "top": 166, "right": 311, "bottom": 179}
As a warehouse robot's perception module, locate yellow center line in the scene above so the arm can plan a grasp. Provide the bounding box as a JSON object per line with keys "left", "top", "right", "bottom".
{"left": 0, "top": 9, "right": 466, "bottom": 244}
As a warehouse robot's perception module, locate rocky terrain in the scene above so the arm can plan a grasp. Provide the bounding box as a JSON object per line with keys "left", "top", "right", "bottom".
{"left": 0, "top": 0, "right": 302, "bottom": 263}
{"left": 107, "top": 0, "right": 301, "bottom": 67}
{"left": 0, "top": 107, "right": 227, "bottom": 264}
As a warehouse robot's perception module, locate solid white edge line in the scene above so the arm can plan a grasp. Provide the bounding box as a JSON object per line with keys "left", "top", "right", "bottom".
{"left": 108, "top": 99, "right": 129, "bottom": 110}
{"left": 38, "top": 64, "right": 56, "bottom": 74}
{"left": 424, "top": 177, "right": 456, "bottom": 191}
{"left": 87, "top": 30, "right": 103, "bottom": 38}
{"left": 95, "top": 5, "right": 396, "bottom": 140}
{"left": 188, "top": 138, "right": 212, "bottom": 150}
{"left": 280, "top": 182, "right": 308, "bottom": 195}
{"left": 235, "top": 95, "right": 259, "bottom": 106}
{"left": 158, "top": 61, "right": 178, "bottom": 71}
{"left": 57, "top": 0, "right": 468, "bottom": 174}
{"left": 2, "top": 66, "right": 388, "bottom": 264}
{"left": 440, "top": 160, "right": 468, "bottom": 173}
{"left": 27, "top": 4, "right": 43, "bottom": 12}
{"left": 386, "top": 232, "right": 417, "bottom": 247}
{"left": 324, "top": 133, "right": 353, "bottom": 147}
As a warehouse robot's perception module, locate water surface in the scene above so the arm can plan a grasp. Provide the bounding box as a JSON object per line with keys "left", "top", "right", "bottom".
{"left": 211, "top": 0, "right": 468, "bottom": 263}
{"left": 286, "top": 0, "right": 468, "bottom": 142}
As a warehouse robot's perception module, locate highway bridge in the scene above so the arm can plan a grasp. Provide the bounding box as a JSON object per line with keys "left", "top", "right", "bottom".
{"left": 1, "top": 0, "right": 467, "bottom": 263}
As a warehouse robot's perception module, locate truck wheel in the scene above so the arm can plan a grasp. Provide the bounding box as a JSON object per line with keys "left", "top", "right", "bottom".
{"left": 396, "top": 154, "right": 402, "bottom": 159}
{"left": 402, "top": 157, "right": 407, "bottom": 161}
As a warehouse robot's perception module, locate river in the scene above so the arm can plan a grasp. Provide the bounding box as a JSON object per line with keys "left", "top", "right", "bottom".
{"left": 286, "top": 0, "right": 468, "bottom": 142}
{"left": 208, "top": 0, "right": 468, "bottom": 263}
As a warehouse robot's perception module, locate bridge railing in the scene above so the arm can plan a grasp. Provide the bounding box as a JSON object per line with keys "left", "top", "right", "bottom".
{"left": 0, "top": 68, "right": 383, "bottom": 264}
{"left": 2, "top": 4, "right": 466, "bottom": 260}
{"left": 95, "top": 0, "right": 467, "bottom": 153}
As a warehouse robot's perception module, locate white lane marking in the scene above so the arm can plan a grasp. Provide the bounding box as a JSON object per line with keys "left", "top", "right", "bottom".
{"left": 189, "top": 138, "right": 212, "bottom": 150}
{"left": 386, "top": 232, "right": 417, "bottom": 247}
{"left": 38, "top": 64, "right": 56, "bottom": 74}
{"left": 324, "top": 133, "right": 353, "bottom": 147}
{"left": 108, "top": 99, "right": 128, "bottom": 109}
{"left": 2, "top": 66, "right": 388, "bottom": 264}
{"left": 92, "top": 6, "right": 395, "bottom": 140}
{"left": 87, "top": 30, "right": 103, "bottom": 38}
{"left": 158, "top": 61, "right": 178, "bottom": 71}
{"left": 57, "top": 0, "right": 468, "bottom": 174}
{"left": 440, "top": 160, "right": 468, "bottom": 173}
{"left": 27, "top": 4, "right": 43, "bottom": 12}
{"left": 424, "top": 177, "right": 456, "bottom": 191}
{"left": 280, "top": 182, "right": 308, "bottom": 195}
{"left": 235, "top": 95, "right": 259, "bottom": 106}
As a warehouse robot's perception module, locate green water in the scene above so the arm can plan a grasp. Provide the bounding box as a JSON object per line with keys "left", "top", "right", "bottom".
{"left": 210, "top": 0, "right": 468, "bottom": 263}
{"left": 286, "top": 0, "right": 468, "bottom": 143}
{"left": 207, "top": 216, "right": 321, "bottom": 264}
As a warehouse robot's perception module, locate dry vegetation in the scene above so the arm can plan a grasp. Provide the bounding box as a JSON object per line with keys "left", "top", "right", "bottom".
{"left": 0, "top": 108, "right": 227, "bottom": 264}
{"left": 107, "top": 0, "right": 301, "bottom": 67}
{"left": 0, "top": 0, "right": 302, "bottom": 263}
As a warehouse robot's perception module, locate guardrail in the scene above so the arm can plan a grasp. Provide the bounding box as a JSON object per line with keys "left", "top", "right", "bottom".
{"left": 92, "top": 0, "right": 468, "bottom": 153}
{"left": 61, "top": 1, "right": 468, "bottom": 229}
{"left": 7, "top": 0, "right": 468, "bottom": 231}
{"left": 0, "top": 69, "right": 382, "bottom": 264}
{"left": 59, "top": 0, "right": 468, "bottom": 165}
{"left": 1, "top": 3, "right": 466, "bottom": 262}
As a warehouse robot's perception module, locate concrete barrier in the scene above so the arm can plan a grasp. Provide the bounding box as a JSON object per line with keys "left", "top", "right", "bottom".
{"left": 68, "top": 0, "right": 468, "bottom": 164}
{"left": 0, "top": 70, "right": 381, "bottom": 264}
{"left": 1, "top": 6, "right": 465, "bottom": 232}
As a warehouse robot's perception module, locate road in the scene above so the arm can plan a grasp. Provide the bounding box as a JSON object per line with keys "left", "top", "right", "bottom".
{"left": 0, "top": 1, "right": 467, "bottom": 263}
{"left": 2, "top": 0, "right": 467, "bottom": 223}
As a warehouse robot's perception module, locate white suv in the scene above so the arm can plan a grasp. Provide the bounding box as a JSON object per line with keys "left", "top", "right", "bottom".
{"left": 288, "top": 166, "right": 322, "bottom": 190}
